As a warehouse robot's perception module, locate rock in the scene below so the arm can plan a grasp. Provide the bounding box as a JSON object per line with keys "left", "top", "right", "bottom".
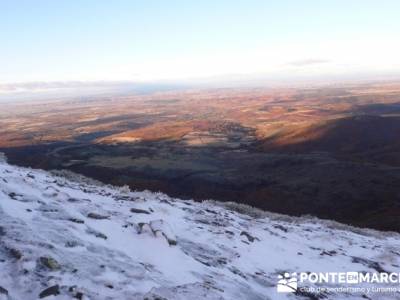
{"left": 143, "top": 293, "right": 168, "bottom": 300}
{"left": 273, "top": 224, "right": 288, "bottom": 232}
{"left": 87, "top": 212, "right": 109, "bottom": 220}
{"left": 39, "top": 285, "right": 60, "bottom": 298}
{"left": 65, "top": 241, "right": 79, "bottom": 248}
{"left": 122, "top": 222, "right": 140, "bottom": 233}
{"left": 96, "top": 232, "right": 107, "bottom": 239}
{"left": 68, "top": 218, "right": 85, "bottom": 224}
{"left": 68, "top": 198, "right": 80, "bottom": 203}
{"left": 137, "top": 223, "right": 153, "bottom": 235}
{"left": 160, "top": 199, "right": 173, "bottom": 206}
{"left": 137, "top": 220, "right": 177, "bottom": 246}
{"left": 86, "top": 228, "right": 108, "bottom": 240}
{"left": 351, "top": 257, "right": 386, "bottom": 273}
{"left": 130, "top": 208, "right": 151, "bottom": 214}
{"left": 8, "top": 192, "right": 19, "bottom": 200}
{"left": 320, "top": 250, "right": 337, "bottom": 256}
{"left": 114, "top": 195, "right": 132, "bottom": 201}
{"left": 150, "top": 220, "right": 177, "bottom": 246}
{"left": 240, "top": 231, "right": 258, "bottom": 243}
{"left": 39, "top": 206, "right": 58, "bottom": 213}
{"left": 68, "top": 286, "right": 77, "bottom": 292}
{"left": 43, "top": 187, "right": 58, "bottom": 197}
{"left": 0, "top": 286, "right": 8, "bottom": 295}
{"left": 195, "top": 219, "right": 211, "bottom": 225}
{"left": 8, "top": 247, "right": 22, "bottom": 260}
{"left": 229, "top": 266, "right": 247, "bottom": 279}
{"left": 39, "top": 256, "right": 61, "bottom": 270}
{"left": 205, "top": 209, "right": 218, "bottom": 215}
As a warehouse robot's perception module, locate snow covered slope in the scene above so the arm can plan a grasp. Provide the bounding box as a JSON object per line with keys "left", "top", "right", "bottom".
{"left": 1, "top": 155, "right": 400, "bottom": 300}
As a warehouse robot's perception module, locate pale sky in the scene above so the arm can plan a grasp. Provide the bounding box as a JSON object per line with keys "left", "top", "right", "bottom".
{"left": 1, "top": 0, "right": 400, "bottom": 83}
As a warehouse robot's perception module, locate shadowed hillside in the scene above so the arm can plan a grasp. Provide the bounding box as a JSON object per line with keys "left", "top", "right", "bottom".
{"left": 261, "top": 115, "right": 400, "bottom": 166}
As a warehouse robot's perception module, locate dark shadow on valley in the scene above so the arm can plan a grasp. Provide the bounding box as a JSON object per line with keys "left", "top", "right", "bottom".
{"left": 2, "top": 105, "right": 400, "bottom": 232}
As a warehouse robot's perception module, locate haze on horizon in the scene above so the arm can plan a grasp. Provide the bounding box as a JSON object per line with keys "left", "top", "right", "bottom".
{"left": 1, "top": 0, "right": 400, "bottom": 85}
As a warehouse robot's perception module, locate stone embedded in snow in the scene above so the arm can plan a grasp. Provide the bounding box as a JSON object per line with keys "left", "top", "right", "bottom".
{"left": 136, "top": 220, "right": 177, "bottom": 246}
{"left": 130, "top": 207, "right": 151, "bottom": 214}
{"left": 0, "top": 286, "right": 8, "bottom": 296}
{"left": 137, "top": 222, "right": 153, "bottom": 235}
{"left": 86, "top": 228, "right": 108, "bottom": 239}
{"left": 160, "top": 199, "right": 173, "bottom": 206}
{"left": 8, "top": 192, "right": 19, "bottom": 200}
{"left": 87, "top": 212, "right": 110, "bottom": 220}
{"left": 149, "top": 220, "right": 177, "bottom": 246}
{"left": 42, "top": 186, "right": 59, "bottom": 198}
{"left": 7, "top": 247, "right": 22, "bottom": 260}
{"left": 351, "top": 256, "right": 387, "bottom": 273}
{"left": 68, "top": 217, "right": 85, "bottom": 224}
{"left": 38, "top": 285, "right": 60, "bottom": 298}
{"left": 65, "top": 240, "right": 81, "bottom": 248}
{"left": 39, "top": 256, "right": 61, "bottom": 270}
{"left": 273, "top": 224, "right": 288, "bottom": 232}
{"left": 240, "top": 231, "right": 258, "bottom": 243}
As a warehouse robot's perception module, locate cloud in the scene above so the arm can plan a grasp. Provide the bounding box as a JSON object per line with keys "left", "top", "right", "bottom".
{"left": 286, "top": 59, "right": 331, "bottom": 67}
{"left": 0, "top": 81, "right": 133, "bottom": 90}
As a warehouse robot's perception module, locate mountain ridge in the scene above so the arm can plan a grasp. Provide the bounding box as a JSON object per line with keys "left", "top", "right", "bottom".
{"left": 0, "top": 154, "right": 400, "bottom": 299}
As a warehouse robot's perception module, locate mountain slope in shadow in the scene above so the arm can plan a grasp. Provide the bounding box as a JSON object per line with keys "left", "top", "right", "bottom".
{"left": 261, "top": 115, "right": 400, "bottom": 166}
